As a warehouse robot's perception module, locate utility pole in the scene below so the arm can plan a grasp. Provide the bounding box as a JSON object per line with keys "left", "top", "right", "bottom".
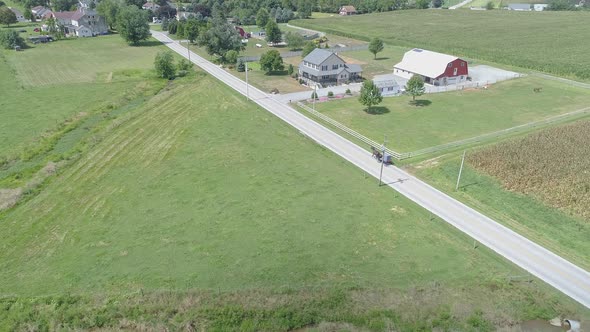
{"left": 312, "top": 84, "right": 317, "bottom": 110}
{"left": 245, "top": 61, "right": 249, "bottom": 101}
{"left": 379, "top": 135, "right": 387, "bottom": 186}
{"left": 456, "top": 150, "right": 466, "bottom": 190}
{"left": 186, "top": 40, "right": 190, "bottom": 62}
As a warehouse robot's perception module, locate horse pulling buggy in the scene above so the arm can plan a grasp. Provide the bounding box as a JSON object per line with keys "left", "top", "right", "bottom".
{"left": 371, "top": 146, "right": 394, "bottom": 165}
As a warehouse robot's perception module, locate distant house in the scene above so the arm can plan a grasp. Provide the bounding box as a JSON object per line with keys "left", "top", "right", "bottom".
{"left": 51, "top": 8, "right": 108, "bottom": 36}
{"left": 373, "top": 74, "right": 401, "bottom": 96}
{"left": 142, "top": 2, "right": 160, "bottom": 10}
{"left": 176, "top": 11, "right": 191, "bottom": 20}
{"left": 508, "top": 3, "right": 532, "bottom": 10}
{"left": 32, "top": 6, "right": 53, "bottom": 19}
{"left": 394, "top": 48, "right": 468, "bottom": 86}
{"left": 78, "top": 0, "right": 97, "bottom": 9}
{"left": 298, "top": 48, "right": 362, "bottom": 86}
{"left": 9, "top": 7, "right": 25, "bottom": 22}
{"left": 75, "top": 25, "right": 93, "bottom": 37}
{"left": 533, "top": 3, "right": 548, "bottom": 10}
{"left": 339, "top": 5, "right": 357, "bottom": 15}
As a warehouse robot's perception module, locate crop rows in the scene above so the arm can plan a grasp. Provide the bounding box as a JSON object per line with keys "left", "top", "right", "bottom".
{"left": 469, "top": 120, "right": 590, "bottom": 220}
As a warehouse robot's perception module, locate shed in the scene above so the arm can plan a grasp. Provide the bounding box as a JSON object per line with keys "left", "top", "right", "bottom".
{"left": 508, "top": 3, "right": 532, "bottom": 10}
{"left": 373, "top": 74, "right": 401, "bottom": 96}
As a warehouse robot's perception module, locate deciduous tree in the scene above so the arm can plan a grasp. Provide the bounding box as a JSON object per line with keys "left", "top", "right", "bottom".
{"left": 256, "top": 8, "right": 269, "bottom": 28}
{"left": 196, "top": 15, "right": 243, "bottom": 58}
{"left": 265, "top": 19, "right": 282, "bottom": 44}
{"left": 301, "top": 41, "right": 316, "bottom": 57}
{"left": 117, "top": 5, "right": 150, "bottom": 45}
{"left": 154, "top": 51, "right": 175, "bottom": 79}
{"left": 184, "top": 18, "right": 200, "bottom": 43}
{"left": 368, "top": 37, "right": 384, "bottom": 59}
{"left": 358, "top": 80, "right": 383, "bottom": 113}
{"left": 0, "top": 6, "right": 17, "bottom": 27}
{"left": 97, "top": 0, "right": 122, "bottom": 30}
{"left": 0, "top": 29, "right": 25, "bottom": 49}
{"left": 284, "top": 31, "right": 304, "bottom": 50}
{"left": 259, "top": 49, "right": 284, "bottom": 74}
{"left": 404, "top": 74, "right": 425, "bottom": 102}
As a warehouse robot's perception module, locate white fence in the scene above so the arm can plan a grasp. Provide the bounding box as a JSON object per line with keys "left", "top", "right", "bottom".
{"left": 296, "top": 102, "right": 403, "bottom": 159}
{"left": 296, "top": 101, "right": 590, "bottom": 160}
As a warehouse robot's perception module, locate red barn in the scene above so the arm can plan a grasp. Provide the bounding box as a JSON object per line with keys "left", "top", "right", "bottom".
{"left": 235, "top": 26, "right": 251, "bottom": 38}
{"left": 394, "top": 48, "right": 468, "bottom": 86}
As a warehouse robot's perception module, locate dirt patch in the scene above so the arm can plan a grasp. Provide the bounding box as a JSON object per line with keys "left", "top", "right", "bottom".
{"left": 390, "top": 205, "right": 407, "bottom": 214}
{"left": 338, "top": 55, "right": 367, "bottom": 65}
{"left": 413, "top": 156, "right": 442, "bottom": 169}
{"left": 0, "top": 188, "right": 23, "bottom": 210}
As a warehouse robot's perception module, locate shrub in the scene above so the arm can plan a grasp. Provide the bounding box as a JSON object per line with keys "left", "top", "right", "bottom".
{"left": 154, "top": 51, "right": 176, "bottom": 79}
{"left": 298, "top": 78, "right": 304, "bottom": 84}
{"left": 177, "top": 58, "right": 193, "bottom": 71}
{"left": 345, "top": 89, "right": 352, "bottom": 95}
{"left": 0, "top": 30, "right": 25, "bottom": 49}
{"left": 270, "top": 88, "right": 279, "bottom": 94}
{"left": 327, "top": 91, "right": 334, "bottom": 98}
{"left": 486, "top": 1, "right": 494, "bottom": 9}
{"left": 311, "top": 91, "right": 318, "bottom": 100}
{"left": 287, "top": 64, "right": 294, "bottom": 76}
{"left": 237, "top": 59, "right": 245, "bottom": 72}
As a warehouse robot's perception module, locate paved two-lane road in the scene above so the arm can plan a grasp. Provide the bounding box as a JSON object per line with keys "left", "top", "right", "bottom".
{"left": 151, "top": 31, "right": 590, "bottom": 309}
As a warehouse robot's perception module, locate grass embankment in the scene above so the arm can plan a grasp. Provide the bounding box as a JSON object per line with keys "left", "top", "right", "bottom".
{"left": 291, "top": 10, "right": 590, "bottom": 81}
{"left": 310, "top": 76, "right": 590, "bottom": 152}
{"left": 1, "top": 74, "right": 587, "bottom": 329}
{"left": 0, "top": 36, "right": 168, "bottom": 189}
{"left": 410, "top": 122, "right": 590, "bottom": 271}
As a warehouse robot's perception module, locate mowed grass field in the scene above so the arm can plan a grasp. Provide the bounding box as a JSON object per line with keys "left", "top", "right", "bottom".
{"left": 291, "top": 10, "right": 590, "bottom": 80}
{"left": 411, "top": 121, "right": 590, "bottom": 272}
{"left": 1, "top": 74, "right": 587, "bottom": 329}
{"left": 6, "top": 35, "right": 163, "bottom": 86}
{"left": 0, "top": 35, "right": 166, "bottom": 158}
{"left": 310, "top": 76, "right": 590, "bottom": 152}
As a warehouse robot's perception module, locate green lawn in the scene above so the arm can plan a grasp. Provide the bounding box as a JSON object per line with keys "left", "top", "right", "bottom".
{"left": 1, "top": 73, "right": 587, "bottom": 329}
{"left": 291, "top": 10, "right": 590, "bottom": 81}
{"left": 0, "top": 35, "right": 167, "bottom": 159}
{"left": 310, "top": 76, "right": 590, "bottom": 152}
{"left": 338, "top": 45, "right": 409, "bottom": 78}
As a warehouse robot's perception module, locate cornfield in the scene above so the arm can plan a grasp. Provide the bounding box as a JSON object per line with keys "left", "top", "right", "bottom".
{"left": 469, "top": 120, "right": 590, "bottom": 221}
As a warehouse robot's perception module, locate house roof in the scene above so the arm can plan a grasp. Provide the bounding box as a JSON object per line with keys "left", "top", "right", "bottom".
{"left": 303, "top": 48, "right": 334, "bottom": 65}
{"left": 345, "top": 64, "right": 362, "bottom": 73}
{"left": 53, "top": 10, "right": 85, "bottom": 21}
{"left": 373, "top": 74, "right": 400, "bottom": 88}
{"left": 508, "top": 3, "right": 531, "bottom": 9}
{"left": 9, "top": 7, "right": 23, "bottom": 16}
{"left": 394, "top": 48, "right": 459, "bottom": 79}
{"left": 142, "top": 2, "right": 159, "bottom": 8}
{"left": 340, "top": 5, "right": 356, "bottom": 11}
{"left": 76, "top": 25, "right": 89, "bottom": 30}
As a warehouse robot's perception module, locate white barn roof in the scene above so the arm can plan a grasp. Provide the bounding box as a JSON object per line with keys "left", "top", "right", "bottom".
{"left": 394, "top": 48, "right": 459, "bottom": 79}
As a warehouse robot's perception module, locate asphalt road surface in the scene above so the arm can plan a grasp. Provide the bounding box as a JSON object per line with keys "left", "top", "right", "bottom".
{"left": 151, "top": 31, "right": 590, "bottom": 309}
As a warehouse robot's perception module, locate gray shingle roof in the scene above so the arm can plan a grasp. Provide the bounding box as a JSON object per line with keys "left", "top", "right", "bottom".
{"left": 303, "top": 48, "right": 334, "bottom": 65}
{"left": 508, "top": 3, "right": 531, "bottom": 9}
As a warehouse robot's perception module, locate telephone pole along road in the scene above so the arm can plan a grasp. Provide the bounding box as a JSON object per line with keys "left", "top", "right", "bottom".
{"left": 151, "top": 31, "right": 590, "bottom": 309}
